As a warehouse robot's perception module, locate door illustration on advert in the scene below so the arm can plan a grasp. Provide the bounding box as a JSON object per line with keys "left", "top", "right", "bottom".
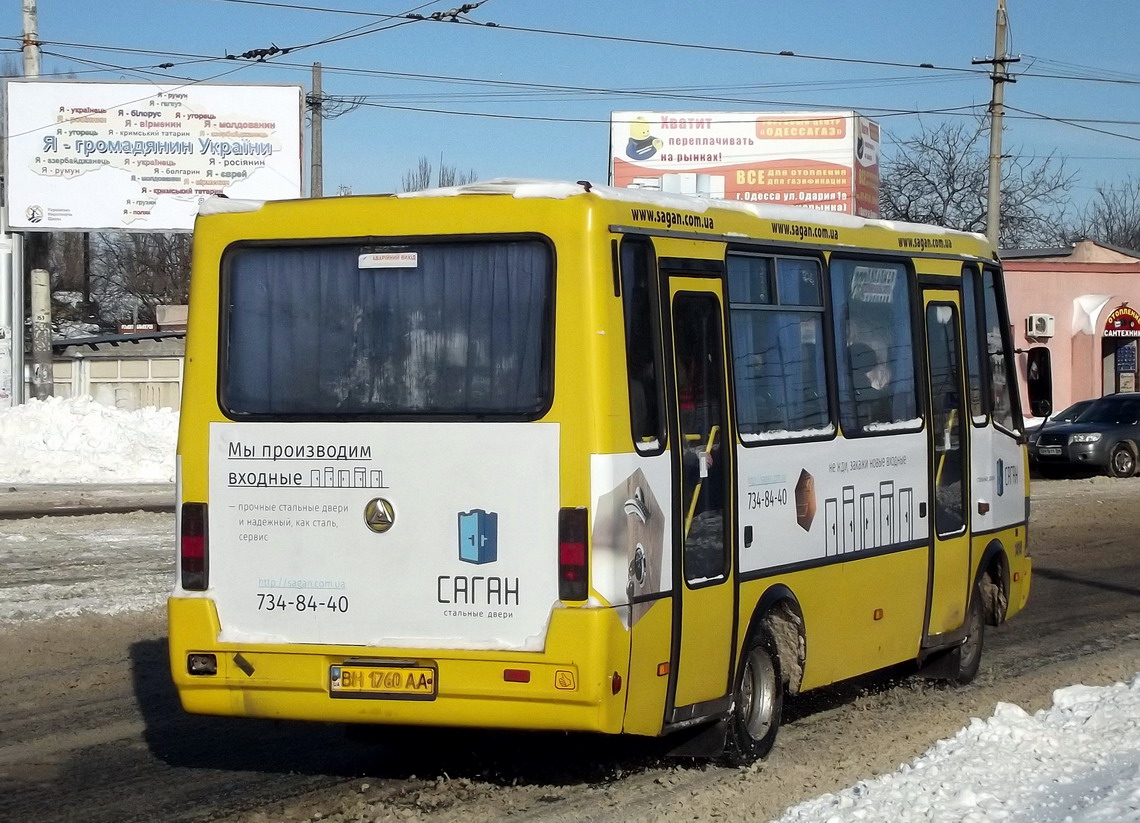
{"left": 593, "top": 467, "right": 665, "bottom": 625}
{"left": 458, "top": 509, "right": 498, "bottom": 564}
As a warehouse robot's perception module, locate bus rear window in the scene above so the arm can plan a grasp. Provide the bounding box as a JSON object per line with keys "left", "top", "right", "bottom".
{"left": 221, "top": 239, "right": 553, "bottom": 417}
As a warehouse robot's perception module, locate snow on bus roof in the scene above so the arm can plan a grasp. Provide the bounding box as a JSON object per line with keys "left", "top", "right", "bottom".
{"left": 399, "top": 178, "right": 985, "bottom": 242}
{"left": 197, "top": 196, "right": 268, "bottom": 216}
{"left": 198, "top": 180, "right": 984, "bottom": 242}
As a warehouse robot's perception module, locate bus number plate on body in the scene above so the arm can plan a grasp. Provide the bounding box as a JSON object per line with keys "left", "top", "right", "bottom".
{"left": 330, "top": 664, "right": 437, "bottom": 699}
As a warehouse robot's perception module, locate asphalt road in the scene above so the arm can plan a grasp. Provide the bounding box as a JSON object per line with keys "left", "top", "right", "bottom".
{"left": 1, "top": 477, "right": 1138, "bottom": 823}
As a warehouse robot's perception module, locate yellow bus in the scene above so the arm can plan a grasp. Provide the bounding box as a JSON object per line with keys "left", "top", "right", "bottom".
{"left": 169, "top": 180, "right": 1033, "bottom": 762}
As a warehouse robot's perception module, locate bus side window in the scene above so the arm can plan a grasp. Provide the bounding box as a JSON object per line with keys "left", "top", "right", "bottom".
{"left": 830, "top": 258, "right": 919, "bottom": 435}
{"left": 982, "top": 267, "right": 1019, "bottom": 433}
{"left": 727, "top": 253, "right": 831, "bottom": 440}
{"left": 621, "top": 238, "right": 665, "bottom": 451}
{"left": 961, "top": 265, "right": 987, "bottom": 422}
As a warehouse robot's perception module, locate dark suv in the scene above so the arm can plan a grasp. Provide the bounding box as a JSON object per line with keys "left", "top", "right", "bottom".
{"left": 1027, "top": 399, "right": 1094, "bottom": 464}
{"left": 1033, "top": 393, "right": 1140, "bottom": 477}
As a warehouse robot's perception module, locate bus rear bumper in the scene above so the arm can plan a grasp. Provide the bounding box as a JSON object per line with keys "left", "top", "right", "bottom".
{"left": 168, "top": 597, "right": 630, "bottom": 734}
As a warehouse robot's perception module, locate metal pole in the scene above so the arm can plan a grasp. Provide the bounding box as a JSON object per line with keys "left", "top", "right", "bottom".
{"left": 310, "top": 62, "right": 323, "bottom": 197}
{"left": 0, "top": 210, "right": 13, "bottom": 408}
{"left": 12, "top": 228, "right": 23, "bottom": 402}
{"left": 984, "top": 0, "right": 1010, "bottom": 249}
{"left": 12, "top": 0, "right": 43, "bottom": 404}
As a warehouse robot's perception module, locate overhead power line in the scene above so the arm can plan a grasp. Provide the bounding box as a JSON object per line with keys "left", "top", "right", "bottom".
{"left": 1006, "top": 105, "right": 1140, "bottom": 144}
{"left": 208, "top": 0, "right": 1140, "bottom": 88}
{"left": 29, "top": 41, "right": 1140, "bottom": 140}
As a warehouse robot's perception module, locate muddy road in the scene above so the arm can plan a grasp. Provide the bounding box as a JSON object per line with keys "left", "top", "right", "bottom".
{"left": 2, "top": 476, "right": 1139, "bottom": 823}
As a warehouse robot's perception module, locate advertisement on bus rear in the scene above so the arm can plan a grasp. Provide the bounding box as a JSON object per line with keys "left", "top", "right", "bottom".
{"left": 609, "top": 110, "right": 880, "bottom": 218}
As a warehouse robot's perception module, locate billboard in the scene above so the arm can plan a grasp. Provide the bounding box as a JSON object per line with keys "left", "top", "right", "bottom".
{"left": 5, "top": 80, "right": 304, "bottom": 232}
{"left": 610, "top": 110, "right": 881, "bottom": 218}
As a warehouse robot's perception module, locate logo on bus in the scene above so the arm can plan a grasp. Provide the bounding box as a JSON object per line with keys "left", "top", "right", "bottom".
{"left": 364, "top": 498, "right": 396, "bottom": 533}
{"left": 458, "top": 509, "right": 498, "bottom": 565}
{"left": 996, "top": 459, "right": 1005, "bottom": 496}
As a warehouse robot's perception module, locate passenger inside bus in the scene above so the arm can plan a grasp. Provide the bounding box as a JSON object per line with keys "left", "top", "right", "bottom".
{"left": 848, "top": 341, "right": 894, "bottom": 427}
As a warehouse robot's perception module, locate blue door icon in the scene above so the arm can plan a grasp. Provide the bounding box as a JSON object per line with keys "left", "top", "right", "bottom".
{"left": 458, "top": 509, "right": 498, "bottom": 564}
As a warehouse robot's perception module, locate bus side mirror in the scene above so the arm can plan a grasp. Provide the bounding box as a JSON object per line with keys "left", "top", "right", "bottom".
{"left": 1025, "top": 346, "right": 1053, "bottom": 418}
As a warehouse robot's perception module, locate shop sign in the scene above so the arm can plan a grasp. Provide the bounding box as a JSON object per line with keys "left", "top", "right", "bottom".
{"left": 1104, "top": 305, "right": 1140, "bottom": 337}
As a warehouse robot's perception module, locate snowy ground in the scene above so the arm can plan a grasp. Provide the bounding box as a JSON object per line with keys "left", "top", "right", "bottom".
{"left": 0, "top": 510, "right": 172, "bottom": 623}
{"left": 775, "top": 679, "right": 1140, "bottom": 822}
{"left": 1, "top": 397, "right": 1139, "bottom": 823}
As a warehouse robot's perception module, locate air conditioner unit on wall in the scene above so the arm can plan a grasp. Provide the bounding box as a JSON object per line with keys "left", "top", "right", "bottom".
{"left": 1026, "top": 313, "right": 1055, "bottom": 339}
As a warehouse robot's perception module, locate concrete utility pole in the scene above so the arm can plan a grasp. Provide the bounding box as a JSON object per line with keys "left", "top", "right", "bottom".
{"left": 974, "top": 0, "right": 1019, "bottom": 250}
{"left": 309, "top": 62, "right": 323, "bottom": 198}
{"left": 21, "top": 0, "right": 40, "bottom": 76}
{"left": 29, "top": 268, "right": 51, "bottom": 398}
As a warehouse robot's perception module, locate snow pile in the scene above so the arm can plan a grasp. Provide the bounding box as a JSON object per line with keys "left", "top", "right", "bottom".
{"left": 0, "top": 396, "right": 177, "bottom": 483}
{"left": 774, "top": 676, "right": 1140, "bottom": 823}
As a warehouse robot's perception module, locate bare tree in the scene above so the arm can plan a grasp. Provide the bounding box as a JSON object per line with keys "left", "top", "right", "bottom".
{"left": 880, "top": 118, "right": 1075, "bottom": 247}
{"left": 401, "top": 155, "right": 478, "bottom": 192}
{"left": 402, "top": 156, "right": 433, "bottom": 193}
{"left": 88, "top": 232, "right": 191, "bottom": 324}
{"left": 1070, "top": 178, "right": 1140, "bottom": 252}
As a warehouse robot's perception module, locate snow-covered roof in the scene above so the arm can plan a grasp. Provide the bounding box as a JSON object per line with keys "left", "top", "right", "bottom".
{"left": 200, "top": 179, "right": 986, "bottom": 243}
{"left": 399, "top": 178, "right": 986, "bottom": 241}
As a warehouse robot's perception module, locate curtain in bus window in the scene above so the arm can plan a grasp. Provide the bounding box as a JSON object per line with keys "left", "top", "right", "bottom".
{"left": 224, "top": 241, "right": 551, "bottom": 415}
{"left": 830, "top": 259, "right": 918, "bottom": 434}
{"left": 731, "top": 309, "right": 828, "bottom": 437}
{"left": 776, "top": 257, "right": 823, "bottom": 306}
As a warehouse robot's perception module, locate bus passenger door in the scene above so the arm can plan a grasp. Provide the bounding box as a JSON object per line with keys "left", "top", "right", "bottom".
{"left": 921, "top": 289, "right": 972, "bottom": 639}
{"left": 663, "top": 276, "right": 736, "bottom": 722}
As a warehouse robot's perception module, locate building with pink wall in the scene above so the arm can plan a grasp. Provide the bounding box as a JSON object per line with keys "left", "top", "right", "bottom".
{"left": 1002, "top": 240, "right": 1140, "bottom": 417}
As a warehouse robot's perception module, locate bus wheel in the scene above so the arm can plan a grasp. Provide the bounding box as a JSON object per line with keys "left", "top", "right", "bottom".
{"left": 953, "top": 586, "right": 986, "bottom": 685}
{"left": 723, "top": 635, "right": 783, "bottom": 765}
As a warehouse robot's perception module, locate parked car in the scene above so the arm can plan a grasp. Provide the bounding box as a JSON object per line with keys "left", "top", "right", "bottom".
{"left": 1032, "top": 393, "right": 1140, "bottom": 477}
{"left": 1027, "top": 399, "right": 1095, "bottom": 463}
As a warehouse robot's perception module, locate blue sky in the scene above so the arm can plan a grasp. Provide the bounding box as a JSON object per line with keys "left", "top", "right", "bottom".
{"left": 3, "top": 0, "right": 1138, "bottom": 204}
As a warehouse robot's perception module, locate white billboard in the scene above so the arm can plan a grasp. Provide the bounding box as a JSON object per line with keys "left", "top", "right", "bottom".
{"left": 610, "top": 110, "right": 881, "bottom": 218}
{"left": 5, "top": 80, "right": 304, "bottom": 232}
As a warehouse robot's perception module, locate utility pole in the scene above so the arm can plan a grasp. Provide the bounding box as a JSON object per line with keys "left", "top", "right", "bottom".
{"left": 29, "top": 268, "right": 51, "bottom": 398}
{"left": 22, "top": 0, "right": 50, "bottom": 399}
{"left": 21, "top": 0, "right": 40, "bottom": 76}
{"left": 309, "top": 62, "right": 323, "bottom": 198}
{"left": 973, "top": 0, "right": 1018, "bottom": 250}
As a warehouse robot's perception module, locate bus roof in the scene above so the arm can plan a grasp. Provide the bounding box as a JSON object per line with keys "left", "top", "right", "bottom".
{"left": 197, "top": 178, "right": 988, "bottom": 247}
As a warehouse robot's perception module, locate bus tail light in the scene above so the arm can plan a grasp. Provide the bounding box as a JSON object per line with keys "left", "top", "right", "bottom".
{"left": 181, "top": 502, "right": 209, "bottom": 591}
{"left": 558, "top": 507, "right": 588, "bottom": 601}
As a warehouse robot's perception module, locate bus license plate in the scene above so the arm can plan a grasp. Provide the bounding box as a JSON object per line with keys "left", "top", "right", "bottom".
{"left": 330, "top": 664, "right": 437, "bottom": 699}
{"left": 1038, "top": 446, "right": 1062, "bottom": 456}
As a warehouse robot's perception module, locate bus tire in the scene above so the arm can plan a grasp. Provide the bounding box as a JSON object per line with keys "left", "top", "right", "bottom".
{"left": 953, "top": 585, "right": 985, "bottom": 685}
{"left": 722, "top": 633, "right": 783, "bottom": 765}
